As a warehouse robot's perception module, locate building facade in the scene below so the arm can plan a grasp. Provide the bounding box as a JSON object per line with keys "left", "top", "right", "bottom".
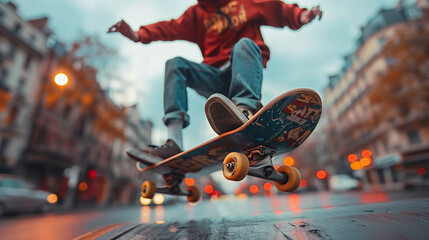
{"left": 321, "top": 0, "right": 429, "bottom": 190}
{"left": 0, "top": 2, "right": 49, "bottom": 173}
{"left": 0, "top": 1, "right": 152, "bottom": 207}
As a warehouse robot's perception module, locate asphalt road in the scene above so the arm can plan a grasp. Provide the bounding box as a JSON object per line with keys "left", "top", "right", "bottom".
{"left": 1, "top": 188, "right": 429, "bottom": 240}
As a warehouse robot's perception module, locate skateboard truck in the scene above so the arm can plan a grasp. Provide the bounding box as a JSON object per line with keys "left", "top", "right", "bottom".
{"left": 140, "top": 173, "right": 201, "bottom": 203}
{"left": 244, "top": 146, "right": 288, "bottom": 184}
{"left": 222, "top": 145, "right": 301, "bottom": 192}
{"left": 156, "top": 173, "right": 189, "bottom": 196}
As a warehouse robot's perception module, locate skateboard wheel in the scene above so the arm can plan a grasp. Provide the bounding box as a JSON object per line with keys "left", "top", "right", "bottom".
{"left": 222, "top": 152, "right": 249, "bottom": 181}
{"left": 186, "top": 186, "right": 201, "bottom": 203}
{"left": 274, "top": 166, "right": 301, "bottom": 192}
{"left": 141, "top": 181, "right": 156, "bottom": 199}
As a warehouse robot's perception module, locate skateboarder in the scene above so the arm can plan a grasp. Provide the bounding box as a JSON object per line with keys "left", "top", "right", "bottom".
{"left": 108, "top": 0, "right": 322, "bottom": 157}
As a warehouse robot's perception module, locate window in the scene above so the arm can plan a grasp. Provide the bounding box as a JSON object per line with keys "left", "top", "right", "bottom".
{"left": 24, "top": 54, "right": 32, "bottom": 69}
{"left": 17, "top": 179, "right": 35, "bottom": 190}
{"left": 0, "top": 138, "right": 9, "bottom": 159}
{"left": 378, "top": 36, "right": 387, "bottom": 49}
{"left": 17, "top": 77, "right": 26, "bottom": 95}
{"left": 8, "top": 43, "right": 17, "bottom": 58}
{"left": 377, "top": 169, "right": 386, "bottom": 184}
{"left": 63, "top": 104, "right": 72, "bottom": 118}
{"left": 6, "top": 106, "right": 18, "bottom": 126}
{"left": 29, "top": 35, "right": 36, "bottom": 44}
{"left": 13, "top": 23, "right": 21, "bottom": 34}
{"left": 386, "top": 58, "right": 396, "bottom": 65}
{"left": 0, "top": 178, "right": 19, "bottom": 188}
{"left": 36, "top": 125, "right": 47, "bottom": 144}
{"left": 0, "top": 69, "right": 9, "bottom": 90}
{"left": 408, "top": 130, "right": 421, "bottom": 144}
{"left": 390, "top": 166, "right": 399, "bottom": 183}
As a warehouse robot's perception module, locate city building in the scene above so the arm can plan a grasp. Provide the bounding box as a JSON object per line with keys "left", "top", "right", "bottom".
{"left": 320, "top": 0, "right": 429, "bottom": 190}
{"left": 0, "top": 1, "right": 153, "bottom": 207}
{"left": 109, "top": 104, "right": 153, "bottom": 204}
{"left": 0, "top": 2, "right": 49, "bottom": 172}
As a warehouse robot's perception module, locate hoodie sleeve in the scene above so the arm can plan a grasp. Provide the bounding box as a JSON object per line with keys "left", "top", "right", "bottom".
{"left": 138, "top": 6, "right": 198, "bottom": 44}
{"left": 253, "top": 0, "right": 307, "bottom": 30}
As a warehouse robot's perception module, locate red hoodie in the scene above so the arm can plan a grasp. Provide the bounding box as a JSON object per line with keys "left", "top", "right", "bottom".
{"left": 138, "top": 0, "right": 306, "bottom": 68}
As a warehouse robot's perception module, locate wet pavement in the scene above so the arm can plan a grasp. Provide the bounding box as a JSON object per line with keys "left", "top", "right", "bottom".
{"left": 2, "top": 189, "right": 429, "bottom": 240}
{"left": 79, "top": 196, "right": 429, "bottom": 240}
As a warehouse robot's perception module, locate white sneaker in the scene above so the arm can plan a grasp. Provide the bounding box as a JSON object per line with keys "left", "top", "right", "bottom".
{"left": 205, "top": 94, "right": 258, "bottom": 135}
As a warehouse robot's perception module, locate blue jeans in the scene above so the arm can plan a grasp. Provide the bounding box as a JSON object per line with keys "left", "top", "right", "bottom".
{"left": 163, "top": 38, "right": 263, "bottom": 128}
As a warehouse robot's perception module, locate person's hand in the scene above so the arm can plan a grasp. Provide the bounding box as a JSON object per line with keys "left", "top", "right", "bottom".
{"left": 108, "top": 20, "right": 140, "bottom": 42}
{"left": 300, "top": 5, "right": 323, "bottom": 25}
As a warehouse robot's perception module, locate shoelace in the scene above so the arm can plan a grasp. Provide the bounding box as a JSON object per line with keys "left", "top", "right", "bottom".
{"left": 242, "top": 110, "right": 251, "bottom": 119}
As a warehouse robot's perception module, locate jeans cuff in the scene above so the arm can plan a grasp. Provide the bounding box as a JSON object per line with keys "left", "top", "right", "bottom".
{"left": 163, "top": 111, "right": 190, "bottom": 128}
{"left": 231, "top": 97, "right": 260, "bottom": 110}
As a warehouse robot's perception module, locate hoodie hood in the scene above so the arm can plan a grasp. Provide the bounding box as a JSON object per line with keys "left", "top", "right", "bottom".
{"left": 198, "top": 0, "right": 230, "bottom": 12}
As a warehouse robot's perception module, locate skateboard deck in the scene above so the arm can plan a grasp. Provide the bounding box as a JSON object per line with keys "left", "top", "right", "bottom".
{"left": 127, "top": 88, "right": 322, "bottom": 178}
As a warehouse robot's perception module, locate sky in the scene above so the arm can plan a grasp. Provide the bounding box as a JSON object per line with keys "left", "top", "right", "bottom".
{"left": 9, "top": 0, "right": 402, "bottom": 150}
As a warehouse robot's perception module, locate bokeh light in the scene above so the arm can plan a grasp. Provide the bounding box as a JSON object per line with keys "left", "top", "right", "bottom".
{"left": 317, "top": 170, "right": 327, "bottom": 180}
{"left": 78, "top": 182, "right": 88, "bottom": 191}
{"left": 360, "top": 157, "right": 372, "bottom": 167}
{"left": 348, "top": 154, "right": 358, "bottom": 163}
{"left": 185, "top": 178, "right": 194, "bottom": 186}
{"left": 350, "top": 161, "right": 364, "bottom": 170}
{"left": 204, "top": 185, "right": 213, "bottom": 194}
{"left": 47, "top": 194, "right": 58, "bottom": 204}
{"left": 362, "top": 150, "right": 372, "bottom": 158}
{"left": 54, "top": 73, "right": 68, "bottom": 86}
{"left": 417, "top": 168, "right": 427, "bottom": 176}
{"left": 284, "top": 157, "right": 294, "bottom": 166}
{"left": 249, "top": 185, "right": 259, "bottom": 194}
{"left": 153, "top": 194, "right": 165, "bottom": 205}
{"left": 300, "top": 179, "right": 308, "bottom": 188}
{"left": 140, "top": 197, "right": 151, "bottom": 205}
{"left": 263, "top": 182, "right": 272, "bottom": 191}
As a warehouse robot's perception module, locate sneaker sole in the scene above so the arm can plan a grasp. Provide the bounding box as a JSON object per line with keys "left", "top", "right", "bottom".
{"left": 205, "top": 94, "right": 249, "bottom": 135}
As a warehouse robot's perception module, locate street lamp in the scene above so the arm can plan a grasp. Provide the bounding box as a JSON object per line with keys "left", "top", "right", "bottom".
{"left": 54, "top": 73, "right": 69, "bottom": 86}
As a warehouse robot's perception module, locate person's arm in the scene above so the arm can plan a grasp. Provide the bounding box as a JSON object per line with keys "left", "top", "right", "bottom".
{"left": 299, "top": 6, "right": 323, "bottom": 25}
{"left": 108, "top": 6, "right": 198, "bottom": 44}
{"left": 254, "top": 0, "right": 322, "bottom": 30}
{"left": 108, "top": 20, "right": 140, "bottom": 42}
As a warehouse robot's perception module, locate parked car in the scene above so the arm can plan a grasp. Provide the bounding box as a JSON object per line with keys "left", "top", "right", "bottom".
{"left": 0, "top": 174, "right": 57, "bottom": 217}
{"left": 329, "top": 174, "right": 361, "bottom": 192}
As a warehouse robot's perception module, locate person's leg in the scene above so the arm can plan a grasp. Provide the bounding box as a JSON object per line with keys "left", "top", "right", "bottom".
{"left": 228, "top": 38, "right": 263, "bottom": 114}
{"left": 205, "top": 38, "right": 264, "bottom": 135}
{"left": 163, "top": 57, "right": 230, "bottom": 148}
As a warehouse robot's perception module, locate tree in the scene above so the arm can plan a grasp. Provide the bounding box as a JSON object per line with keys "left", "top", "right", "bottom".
{"left": 368, "top": 18, "right": 429, "bottom": 127}
{"left": 68, "top": 34, "right": 121, "bottom": 87}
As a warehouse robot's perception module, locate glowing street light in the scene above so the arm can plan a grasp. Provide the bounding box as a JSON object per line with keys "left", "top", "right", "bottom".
{"left": 284, "top": 157, "right": 294, "bottom": 166}
{"left": 249, "top": 185, "right": 259, "bottom": 194}
{"left": 54, "top": 73, "right": 69, "bottom": 86}
{"left": 47, "top": 194, "right": 58, "bottom": 204}
{"left": 362, "top": 150, "right": 372, "bottom": 158}
{"left": 316, "top": 170, "right": 327, "bottom": 180}
{"left": 350, "top": 161, "right": 364, "bottom": 170}
{"left": 360, "top": 157, "right": 372, "bottom": 167}
{"left": 348, "top": 154, "right": 358, "bottom": 163}
{"left": 204, "top": 185, "right": 214, "bottom": 194}
{"left": 153, "top": 194, "right": 165, "bottom": 205}
{"left": 140, "top": 196, "right": 151, "bottom": 205}
{"left": 185, "top": 178, "right": 194, "bottom": 186}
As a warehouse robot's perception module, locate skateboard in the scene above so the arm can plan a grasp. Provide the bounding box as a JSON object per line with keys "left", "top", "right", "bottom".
{"left": 127, "top": 88, "right": 322, "bottom": 203}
